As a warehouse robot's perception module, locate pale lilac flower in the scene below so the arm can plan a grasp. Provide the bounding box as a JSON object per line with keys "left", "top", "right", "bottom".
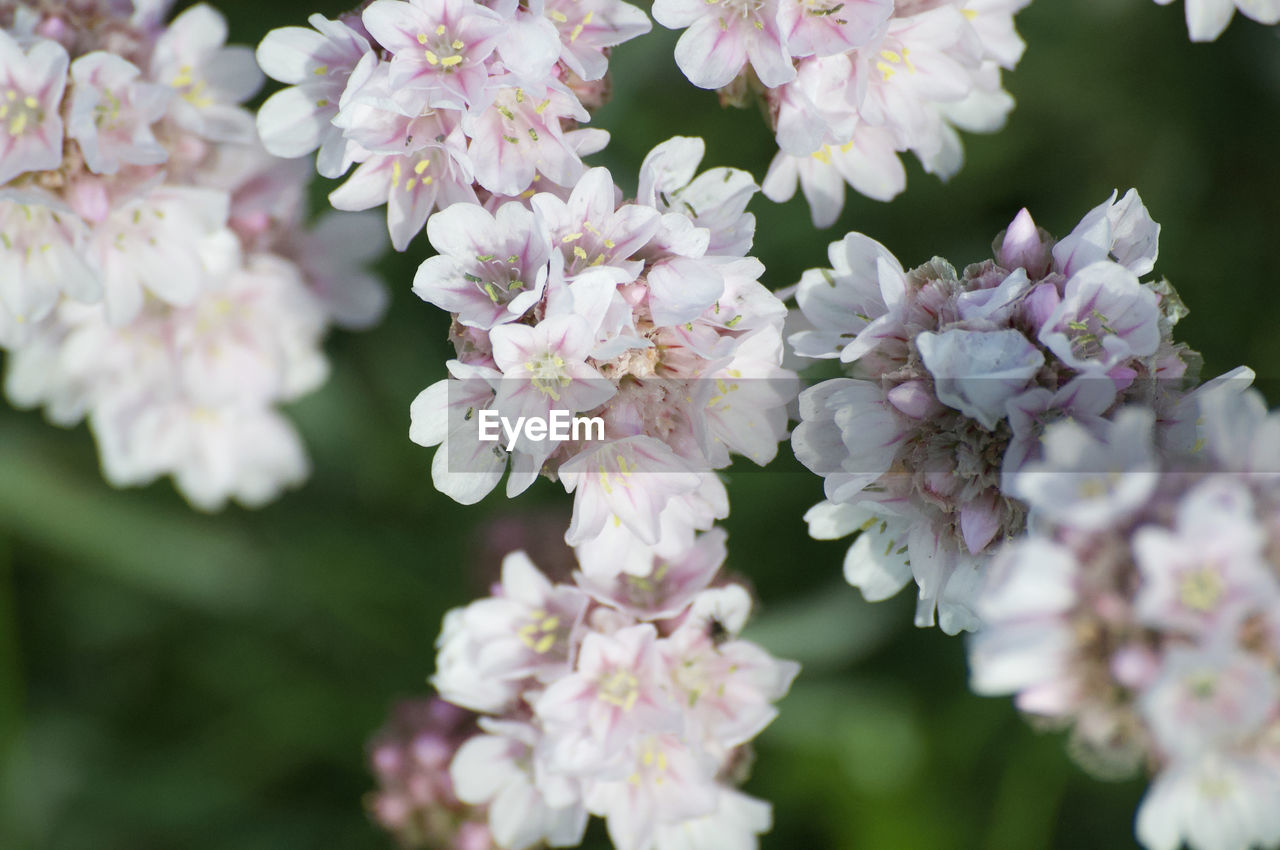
{"left": 362, "top": 0, "right": 504, "bottom": 111}
{"left": 430, "top": 541, "right": 796, "bottom": 849}
{"left": 433, "top": 550, "right": 592, "bottom": 713}
{"left": 149, "top": 3, "right": 263, "bottom": 142}
{"left": 407, "top": 145, "right": 795, "bottom": 571}
{"left": 464, "top": 79, "right": 592, "bottom": 196}
{"left": 68, "top": 52, "right": 171, "bottom": 175}
{"left": 653, "top": 0, "right": 795, "bottom": 90}
{"left": 1153, "top": 0, "right": 1280, "bottom": 41}
{"left": 451, "top": 720, "right": 589, "bottom": 850}
{"left": 777, "top": 0, "right": 892, "bottom": 59}
{"left": 0, "top": 30, "right": 69, "bottom": 184}
{"left": 542, "top": 0, "right": 652, "bottom": 82}
{"left": 0, "top": 190, "right": 100, "bottom": 334}
{"left": 255, "top": 14, "right": 371, "bottom": 176}
{"left": 969, "top": 381, "right": 1280, "bottom": 850}
{"left": 792, "top": 193, "right": 1205, "bottom": 633}
{"left": 414, "top": 201, "right": 553, "bottom": 329}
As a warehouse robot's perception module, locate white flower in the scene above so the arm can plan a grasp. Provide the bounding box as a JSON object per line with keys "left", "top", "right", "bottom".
{"left": 255, "top": 14, "right": 371, "bottom": 177}
{"left": 1153, "top": 0, "right": 1280, "bottom": 42}
{"left": 67, "top": 51, "right": 171, "bottom": 175}
{"left": 0, "top": 30, "right": 69, "bottom": 184}
{"left": 149, "top": 3, "right": 263, "bottom": 142}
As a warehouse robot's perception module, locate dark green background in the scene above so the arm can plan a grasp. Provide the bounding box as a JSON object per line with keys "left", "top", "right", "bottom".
{"left": 2, "top": 1, "right": 1278, "bottom": 847}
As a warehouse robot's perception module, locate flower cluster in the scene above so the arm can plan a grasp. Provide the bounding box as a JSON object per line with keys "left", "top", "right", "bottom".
{"left": 367, "top": 697, "right": 496, "bottom": 850}
{"left": 969, "top": 377, "right": 1280, "bottom": 850}
{"left": 651, "top": 0, "right": 1031, "bottom": 227}
{"left": 790, "top": 190, "right": 1204, "bottom": 633}
{"left": 256, "top": 0, "right": 650, "bottom": 252}
{"left": 0, "top": 1, "right": 385, "bottom": 509}
{"left": 432, "top": 542, "right": 799, "bottom": 850}
{"left": 1155, "top": 0, "right": 1280, "bottom": 41}
{"left": 409, "top": 137, "right": 797, "bottom": 578}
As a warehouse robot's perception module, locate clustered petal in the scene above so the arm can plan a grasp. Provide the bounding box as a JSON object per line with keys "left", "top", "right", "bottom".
{"left": 651, "top": 0, "right": 1032, "bottom": 226}
{"left": 409, "top": 138, "right": 798, "bottom": 581}
{"left": 0, "top": 1, "right": 387, "bottom": 509}
{"left": 969, "top": 375, "right": 1280, "bottom": 850}
{"left": 256, "top": 0, "right": 652, "bottom": 251}
{"left": 433, "top": 545, "right": 799, "bottom": 850}
{"left": 790, "top": 190, "right": 1206, "bottom": 633}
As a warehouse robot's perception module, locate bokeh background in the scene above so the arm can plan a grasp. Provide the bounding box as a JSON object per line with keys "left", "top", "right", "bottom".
{"left": 3, "top": 0, "right": 1280, "bottom": 847}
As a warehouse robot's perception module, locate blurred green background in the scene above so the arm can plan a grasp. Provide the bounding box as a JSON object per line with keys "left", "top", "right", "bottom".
{"left": 3, "top": 0, "right": 1280, "bottom": 847}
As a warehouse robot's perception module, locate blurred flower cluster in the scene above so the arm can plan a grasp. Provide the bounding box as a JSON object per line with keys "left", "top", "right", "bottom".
{"left": 256, "top": 0, "right": 650, "bottom": 251}
{"left": 970, "top": 377, "right": 1280, "bottom": 850}
{"left": 426, "top": 543, "right": 798, "bottom": 850}
{"left": 0, "top": 0, "right": 385, "bottom": 509}
{"left": 790, "top": 190, "right": 1207, "bottom": 633}
{"left": 652, "top": 0, "right": 1031, "bottom": 226}
{"left": 408, "top": 137, "right": 797, "bottom": 580}
{"left": 368, "top": 697, "right": 497, "bottom": 850}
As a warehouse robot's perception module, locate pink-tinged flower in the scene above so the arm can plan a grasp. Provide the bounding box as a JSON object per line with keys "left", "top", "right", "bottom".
{"left": 1153, "top": 0, "right": 1280, "bottom": 42}
{"left": 532, "top": 167, "right": 661, "bottom": 284}
{"left": 1136, "top": 754, "right": 1280, "bottom": 850}
{"left": 361, "top": 0, "right": 504, "bottom": 111}
{"left": 409, "top": 362, "right": 510, "bottom": 505}
{"left": 541, "top": 0, "right": 652, "bottom": 82}
{"left": 761, "top": 127, "right": 906, "bottom": 227}
{"left": 1141, "top": 644, "right": 1279, "bottom": 761}
{"left": 0, "top": 31, "right": 69, "bottom": 184}
{"left": 637, "top": 136, "right": 758, "bottom": 258}
{"left": 583, "top": 733, "right": 721, "bottom": 850}
{"left": 968, "top": 538, "right": 1082, "bottom": 714}
{"left": 776, "top": 0, "right": 892, "bottom": 59}
{"left": 1052, "top": 188, "right": 1160, "bottom": 278}
{"left": 149, "top": 3, "right": 263, "bottom": 142}
{"left": 662, "top": 604, "right": 800, "bottom": 753}
{"left": 1010, "top": 407, "right": 1160, "bottom": 531}
{"left": 290, "top": 211, "right": 390, "bottom": 330}
{"left": 1037, "top": 261, "right": 1161, "bottom": 376}
{"left": 651, "top": 787, "right": 774, "bottom": 850}
{"left": 463, "top": 79, "right": 591, "bottom": 196}
{"left": 92, "top": 185, "right": 235, "bottom": 325}
{"left": 414, "top": 201, "right": 552, "bottom": 329}
{"left": 652, "top": 0, "right": 796, "bottom": 90}
{"left": 535, "top": 624, "right": 680, "bottom": 769}
{"left": 67, "top": 52, "right": 171, "bottom": 175}
{"left": 255, "top": 13, "right": 371, "bottom": 177}
{"left": 771, "top": 54, "right": 861, "bottom": 156}
{"left": 329, "top": 137, "right": 478, "bottom": 252}
{"left": 917, "top": 327, "right": 1044, "bottom": 430}
{"left": 1002, "top": 375, "right": 1117, "bottom": 479}
{"left": 433, "top": 551, "right": 592, "bottom": 713}
{"left": 451, "top": 720, "right": 589, "bottom": 850}
{"left": 560, "top": 436, "right": 705, "bottom": 548}
{"left": 1133, "top": 477, "right": 1280, "bottom": 637}
{"left": 575, "top": 527, "right": 727, "bottom": 619}
{"left": 962, "top": 0, "right": 1032, "bottom": 69}
{"left": 0, "top": 190, "right": 100, "bottom": 334}
{"left": 489, "top": 313, "right": 617, "bottom": 449}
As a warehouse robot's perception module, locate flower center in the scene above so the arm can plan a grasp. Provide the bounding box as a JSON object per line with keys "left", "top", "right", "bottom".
{"left": 525, "top": 351, "right": 570, "bottom": 400}
{"left": 416, "top": 26, "right": 466, "bottom": 70}
{"left": 1, "top": 89, "right": 43, "bottom": 137}
{"left": 597, "top": 669, "right": 639, "bottom": 710}
{"left": 1178, "top": 565, "right": 1225, "bottom": 613}
{"left": 516, "top": 609, "right": 562, "bottom": 654}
